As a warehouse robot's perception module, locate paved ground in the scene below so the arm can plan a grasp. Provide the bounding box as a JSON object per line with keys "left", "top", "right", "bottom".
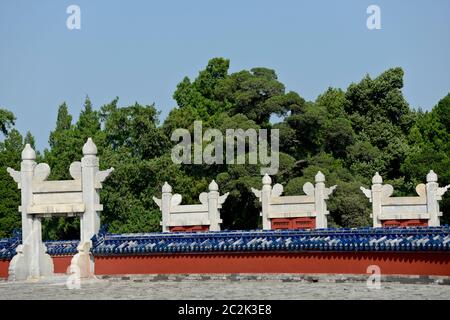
{"left": 0, "top": 275, "right": 449, "bottom": 300}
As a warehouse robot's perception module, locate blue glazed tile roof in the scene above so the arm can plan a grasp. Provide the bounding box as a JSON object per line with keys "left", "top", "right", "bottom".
{"left": 0, "top": 236, "right": 20, "bottom": 260}
{"left": 0, "top": 236, "right": 79, "bottom": 259}
{"left": 45, "top": 240, "right": 80, "bottom": 256}
{"left": 91, "top": 226, "right": 450, "bottom": 255}
{"left": 1, "top": 226, "right": 450, "bottom": 259}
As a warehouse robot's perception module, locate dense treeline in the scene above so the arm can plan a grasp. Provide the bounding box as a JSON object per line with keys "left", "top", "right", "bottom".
{"left": 0, "top": 58, "right": 449, "bottom": 239}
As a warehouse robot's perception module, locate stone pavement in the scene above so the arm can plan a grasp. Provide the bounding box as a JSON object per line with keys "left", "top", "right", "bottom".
{"left": 0, "top": 274, "right": 449, "bottom": 300}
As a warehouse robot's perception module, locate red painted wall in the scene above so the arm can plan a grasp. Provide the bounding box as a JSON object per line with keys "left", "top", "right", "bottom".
{"left": 2, "top": 252, "right": 449, "bottom": 278}
{"left": 0, "top": 260, "right": 9, "bottom": 279}
{"left": 169, "top": 225, "right": 209, "bottom": 232}
{"left": 94, "top": 252, "right": 450, "bottom": 276}
{"left": 0, "top": 256, "right": 72, "bottom": 279}
{"left": 271, "top": 217, "right": 316, "bottom": 230}
{"left": 382, "top": 219, "right": 428, "bottom": 227}
{"left": 53, "top": 256, "right": 73, "bottom": 274}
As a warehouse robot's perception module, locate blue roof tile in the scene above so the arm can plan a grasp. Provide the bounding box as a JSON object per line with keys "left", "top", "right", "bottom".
{"left": 1, "top": 226, "right": 449, "bottom": 260}
{"left": 90, "top": 226, "right": 450, "bottom": 256}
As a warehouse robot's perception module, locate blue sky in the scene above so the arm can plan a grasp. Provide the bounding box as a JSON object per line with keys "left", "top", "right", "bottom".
{"left": 1, "top": 0, "right": 449, "bottom": 151}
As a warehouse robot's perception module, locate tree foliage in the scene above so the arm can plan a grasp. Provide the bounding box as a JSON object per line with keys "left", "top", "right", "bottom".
{"left": 0, "top": 59, "right": 449, "bottom": 239}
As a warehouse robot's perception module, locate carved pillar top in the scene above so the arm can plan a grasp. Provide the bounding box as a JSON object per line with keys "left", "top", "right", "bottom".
{"left": 262, "top": 173, "right": 272, "bottom": 187}
{"left": 209, "top": 180, "right": 219, "bottom": 192}
{"left": 315, "top": 171, "right": 325, "bottom": 183}
{"left": 372, "top": 172, "right": 383, "bottom": 185}
{"left": 427, "top": 170, "right": 438, "bottom": 183}
{"left": 21, "top": 144, "right": 36, "bottom": 160}
{"left": 162, "top": 181, "right": 172, "bottom": 194}
{"left": 82, "top": 138, "right": 98, "bottom": 156}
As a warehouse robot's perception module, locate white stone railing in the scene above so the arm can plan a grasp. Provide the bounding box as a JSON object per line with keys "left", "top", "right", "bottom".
{"left": 360, "top": 170, "right": 449, "bottom": 227}
{"left": 252, "top": 172, "right": 336, "bottom": 230}
{"left": 7, "top": 138, "right": 113, "bottom": 280}
{"left": 153, "top": 180, "right": 229, "bottom": 232}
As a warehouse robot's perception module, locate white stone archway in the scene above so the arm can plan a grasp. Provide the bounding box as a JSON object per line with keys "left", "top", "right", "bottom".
{"left": 7, "top": 138, "right": 113, "bottom": 280}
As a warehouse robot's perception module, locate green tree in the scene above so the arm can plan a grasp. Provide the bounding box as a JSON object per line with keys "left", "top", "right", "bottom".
{"left": 100, "top": 99, "right": 169, "bottom": 160}
{"left": 0, "top": 129, "right": 24, "bottom": 237}
{"left": 43, "top": 97, "right": 103, "bottom": 239}
{"left": 3, "top": 59, "right": 448, "bottom": 239}
{"left": 0, "top": 109, "right": 15, "bottom": 135}
{"left": 44, "top": 102, "right": 78, "bottom": 180}
{"left": 401, "top": 94, "right": 450, "bottom": 223}
{"left": 216, "top": 68, "right": 297, "bottom": 126}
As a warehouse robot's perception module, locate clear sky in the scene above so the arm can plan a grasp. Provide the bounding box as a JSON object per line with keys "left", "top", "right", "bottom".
{"left": 1, "top": 0, "right": 449, "bottom": 151}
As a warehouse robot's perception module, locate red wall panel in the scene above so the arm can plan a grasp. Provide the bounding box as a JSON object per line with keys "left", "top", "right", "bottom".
{"left": 2, "top": 252, "right": 449, "bottom": 278}
{"left": 94, "top": 252, "right": 450, "bottom": 276}
{"left": 0, "top": 256, "right": 73, "bottom": 279}
{"left": 52, "top": 256, "right": 73, "bottom": 274}
{"left": 0, "top": 260, "right": 9, "bottom": 279}
{"left": 169, "top": 225, "right": 209, "bottom": 232}
{"left": 271, "top": 217, "right": 316, "bottom": 230}
{"left": 382, "top": 220, "right": 428, "bottom": 227}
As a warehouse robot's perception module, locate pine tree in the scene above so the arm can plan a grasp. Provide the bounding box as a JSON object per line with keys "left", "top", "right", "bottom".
{"left": 49, "top": 102, "right": 72, "bottom": 149}
{"left": 77, "top": 96, "right": 101, "bottom": 140}
{"left": 0, "top": 108, "right": 15, "bottom": 135}
{"left": 44, "top": 103, "right": 77, "bottom": 180}
{"left": 42, "top": 97, "right": 103, "bottom": 239}
{"left": 0, "top": 129, "right": 23, "bottom": 237}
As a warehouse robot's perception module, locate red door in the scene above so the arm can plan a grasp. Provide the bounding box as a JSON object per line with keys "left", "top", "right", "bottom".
{"left": 271, "top": 217, "right": 316, "bottom": 230}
